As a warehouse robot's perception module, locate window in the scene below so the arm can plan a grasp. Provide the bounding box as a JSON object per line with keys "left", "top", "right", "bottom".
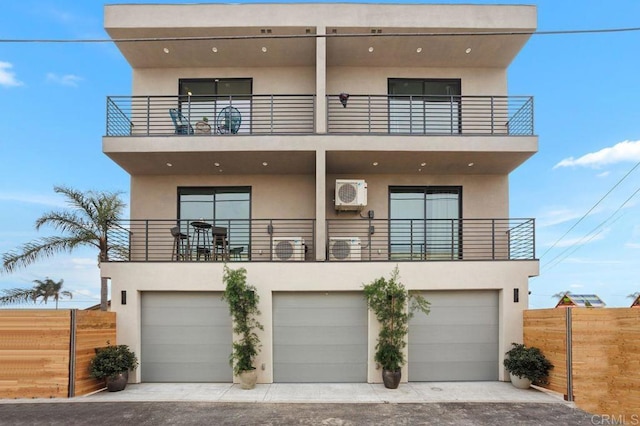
{"left": 179, "top": 187, "right": 251, "bottom": 256}
{"left": 388, "top": 78, "right": 461, "bottom": 134}
{"left": 178, "top": 78, "right": 252, "bottom": 133}
{"left": 389, "top": 187, "right": 461, "bottom": 259}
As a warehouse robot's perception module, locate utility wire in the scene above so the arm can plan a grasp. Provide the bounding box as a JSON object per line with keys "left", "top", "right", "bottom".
{"left": 2, "top": 26, "right": 640, "bottom": 43}
{"left": 540, "top": 160, "right": 640, "bottom": 259}
{"left": 542, "top": 185, "right": 640, "bottom": 272}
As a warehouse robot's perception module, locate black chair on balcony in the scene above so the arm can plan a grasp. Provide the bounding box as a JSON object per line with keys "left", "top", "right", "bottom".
{"left": 169, "top": 108, "right": 194, "bottom": 135}
{"left": 216, "top": 106, "right": 241, "bottom": 134}
{"left": 170, "top": 226, "right": 190, "bottom": 261}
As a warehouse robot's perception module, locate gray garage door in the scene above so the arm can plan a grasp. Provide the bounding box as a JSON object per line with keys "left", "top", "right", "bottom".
{"left": 273, "top": 292, "right": 368, "bottom": 382}
{"left": 408, "top": 290, "right": 498, "bottom": 381}
{"left": 141, "top": 291, "right": 232, "bottom": 382}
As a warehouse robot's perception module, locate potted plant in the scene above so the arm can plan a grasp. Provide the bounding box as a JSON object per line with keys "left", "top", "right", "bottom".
{"left": 222, "top": 266, "right": 263, "bottom": 389}
{"left": 89, "top": 342, "right": 138, "bottom": 392}
{"left": 503, "top": 343, "right": 553, "bottom": 389}
{"left": 362, "top": 266, "right": 430, "bottom": 389}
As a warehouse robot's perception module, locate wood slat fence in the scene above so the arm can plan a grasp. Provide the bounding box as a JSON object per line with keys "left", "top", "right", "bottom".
{"left": 524, "top": 308, "right": 640, "bottom": 419}
{"left": 0, "top": 309, "right": 116, "bottom": 399}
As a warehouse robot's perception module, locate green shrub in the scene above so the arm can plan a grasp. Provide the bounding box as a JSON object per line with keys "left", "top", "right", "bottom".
{"left": 90, "top": 342, "right": 138, "bottom": 380}
{"left": 503, "top": 343, "right": 553, "bottom": 384}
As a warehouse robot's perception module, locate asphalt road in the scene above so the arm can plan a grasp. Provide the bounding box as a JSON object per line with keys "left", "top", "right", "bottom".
{"left": 0, "top": 402, "right": 596, "bottom": 425}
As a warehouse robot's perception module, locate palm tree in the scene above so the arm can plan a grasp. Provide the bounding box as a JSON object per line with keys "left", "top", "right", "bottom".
{"left": 552, "top": 291, "right": 571, "bottom": 300}
{"left": 0, "top": 278, "right": 72, "bottom": 309}
{"left": 1, "top": 186, "right": 126, "bottom": 311}
{"left": 627, "top": 292, "right": 640, "bottom": 299}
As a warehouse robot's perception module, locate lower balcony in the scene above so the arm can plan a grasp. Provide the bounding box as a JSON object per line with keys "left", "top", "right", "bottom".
{"left": 106, "top": 218, "right": 534, "bottom": 262}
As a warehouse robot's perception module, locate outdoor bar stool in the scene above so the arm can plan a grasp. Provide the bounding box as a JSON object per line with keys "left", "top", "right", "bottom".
{"left": 191, "top": 221, "right": 212, "bottom": 260}
{"left": 170, "top": 226, "right": 189, "bottom": 261}
{"left": 212, "top": 226, "right": 229, "bottom": 261}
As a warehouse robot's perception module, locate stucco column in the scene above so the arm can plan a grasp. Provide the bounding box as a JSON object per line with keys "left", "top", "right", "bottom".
{"left": 315, "top": 149, "right": 326, "bottom": 260}
{"left": 315, "top": 26, "right": 327, "bottom": 134}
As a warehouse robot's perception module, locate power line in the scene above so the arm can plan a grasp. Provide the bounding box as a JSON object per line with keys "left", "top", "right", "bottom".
{"left": 542, "top": 185, "right": 640, "bottom": 272}
{"left": 2, "top": 26, "right": 640, "bottom": 44}
{"left": 540, "top": 160, "right": 640, "bottom": 259}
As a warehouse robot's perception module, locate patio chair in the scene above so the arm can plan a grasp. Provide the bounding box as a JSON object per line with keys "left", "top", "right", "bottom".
{"left": 169, "top": 108, "right": 194, "bottom": 135}
{"left": 216, "top": 106, "right": 242, "bottom": 134}
{"left": 170, "top": 226, "right": 190, "bottom": 260}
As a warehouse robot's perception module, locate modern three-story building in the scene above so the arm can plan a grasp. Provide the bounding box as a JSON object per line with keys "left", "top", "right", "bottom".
{"left": 102, "top": 3, "right": 538, "bottom": 385}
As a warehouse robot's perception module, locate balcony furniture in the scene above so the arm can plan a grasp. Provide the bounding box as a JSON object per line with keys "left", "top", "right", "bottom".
{"left": 212, "top": 226, "right": 229, "bottom": 261}
{"left": 229, "top": 246, "right": 243, "bottom": 260}
{"left": 216, "top": 106, "right": 241, "bottom": 134}
{"left": 195, "top": 120, "right": 211, "bottom": 134}
{"left": 191, "top": 221, "right": 212, "bottom": 260}
{"left": 170, "top": 226, "right": 190, "bottom": 261}
{"left": 169, "top": 108, "right": 194, "bottom": 135}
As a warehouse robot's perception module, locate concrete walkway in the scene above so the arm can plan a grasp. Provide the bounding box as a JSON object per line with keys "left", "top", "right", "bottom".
{"left": 76, "top": 382, "right": 567, "bottom": 404}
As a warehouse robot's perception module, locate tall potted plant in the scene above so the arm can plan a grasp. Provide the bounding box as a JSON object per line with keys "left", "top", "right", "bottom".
{"left": 222, "top": 266, "right": 263, "bottom": 389}
{"left": 89, "top": 342, "right": 138, "bottom": 392}
{"left": 503, "top": 343, "right": 553, "bottom": 389}
{"left": 363, "top": 266, "right": 430, "bottom": 389}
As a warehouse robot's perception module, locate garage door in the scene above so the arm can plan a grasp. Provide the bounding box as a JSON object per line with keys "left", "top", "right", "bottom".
{"left": 273, "top": 292, "right": 368, "bottom": 382}
{"left": 408, "top": 290, "right": 498, "bottom": 381}
{"left": 141, "top": 291, "right": 232, "bottom": 382}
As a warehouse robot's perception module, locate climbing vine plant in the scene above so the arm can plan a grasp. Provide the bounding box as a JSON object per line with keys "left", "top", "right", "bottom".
{"left": 363, "top": 266, "right": 430, "bottom": 371}
{"left": 222, "top": 266, "right": 263, "bottom": 375}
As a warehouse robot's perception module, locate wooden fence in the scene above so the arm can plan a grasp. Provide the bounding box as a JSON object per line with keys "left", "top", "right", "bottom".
{"left": 524, "top": 308, "right": 640, "bottom": 418}
{"left": 0, "top": 309, "right": 116, "bottom": 399}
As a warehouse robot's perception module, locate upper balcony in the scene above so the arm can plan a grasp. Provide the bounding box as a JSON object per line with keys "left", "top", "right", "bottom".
{"left": 106, "top": 94, "right": 533, "bottom": 137}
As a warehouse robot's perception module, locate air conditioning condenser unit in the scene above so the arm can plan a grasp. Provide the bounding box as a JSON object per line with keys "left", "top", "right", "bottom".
{"left": 335, "top": 179, "right": 367, "bottom": 211}
{"left": 329, "top": 237, "right": 362, "bottom": 261}
{"left": 272, "top": 237, "right": 305, "bottom": 261}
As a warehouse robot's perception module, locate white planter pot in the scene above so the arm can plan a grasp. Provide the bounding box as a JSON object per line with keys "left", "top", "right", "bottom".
{"left": 509, "top": 373, "right": 532, "bottom": 389}
{"left": 238, "top": 369, "right": 258, "bottom": 390}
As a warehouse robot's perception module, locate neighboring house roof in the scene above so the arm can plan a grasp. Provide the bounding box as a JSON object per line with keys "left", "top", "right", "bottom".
{"left": 86, "top": 300, "right": 111, "bottom": 311}
{"left": 555, "top": 293, "right": 606, "bottom": 308}
{"left": 631, "top": 295, "right": 640, "bottom": 308}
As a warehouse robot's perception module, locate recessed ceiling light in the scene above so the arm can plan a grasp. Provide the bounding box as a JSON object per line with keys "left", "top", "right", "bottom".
{"left": 368, "top": 46, "right": 374, "bottom": 53}
{"left": 416, "top": 47, "right": 422, "bottom": 53}
{"left": 262, "top": 162, "right": 268, "bottom": 166}
{"left": 214, "top": 162, "right": 220, "bottom": 167}
{"left": 166, "top": 162, "right": 172, "bottom": 167}
{"left": 468, "top": 162, "right": 475, "bottom": 167}
{"left": 420, "top": 162, "right": 426, "bottom": 167}
{"left": 261, "top": 46, "right": 267, "bottom": 53}
{"left": 372, "top": 162, "right": 379, "bottom": 166}
{"left": 163, "top": 47, "right": 170, "bottom": 54}
{"left": 211, "top": 47, "right": 218, "bottom": 53}
{"left": 465, "top": 47, "right": 472, "bottom": 54}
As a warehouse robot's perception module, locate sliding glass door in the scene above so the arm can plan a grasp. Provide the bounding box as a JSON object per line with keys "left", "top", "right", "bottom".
{"left": 389, "top": 187, "right": 461, "bottom": 260}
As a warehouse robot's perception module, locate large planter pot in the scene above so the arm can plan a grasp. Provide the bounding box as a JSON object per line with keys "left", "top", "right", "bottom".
{"left": 509, "top": 372, "right": 532, "bottom": 389}
{"left": 238, "top": 369, "right": 258, "bottom": 390}
{"left": 382, "top": 369, "right": 401, "bottom": 389}
{"left": 106, "top": 371, "right": 129, "bottom": 392}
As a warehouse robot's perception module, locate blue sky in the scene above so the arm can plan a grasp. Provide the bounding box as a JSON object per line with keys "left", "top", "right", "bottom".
{"left": 0, "top": 0, "right": 639, "bottom": 309}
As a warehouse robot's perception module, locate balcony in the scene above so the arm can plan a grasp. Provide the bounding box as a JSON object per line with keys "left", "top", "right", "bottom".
{"left": 106, "top": 218, "right": 534, "bottom": 262}
{"left": 106, "top": 95, "right": 533, "bottom": 137}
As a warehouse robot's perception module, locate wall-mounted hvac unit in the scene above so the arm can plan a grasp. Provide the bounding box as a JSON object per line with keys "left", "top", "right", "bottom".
{"left": 329, "top": 237, "right": 362, "bottom": 261}
{"left": 272, "top": 237, "right": 305, "bottom": 261}
{"left": 335, "top": 179, "right": 367, "bottom": 211}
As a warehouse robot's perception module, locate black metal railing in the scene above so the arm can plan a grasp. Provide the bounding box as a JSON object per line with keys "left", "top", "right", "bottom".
{"left": 106, "top": 218, "right": 534, "bottom": 262}
{"left": 106, "top": 95, "right": 316, "bottom": 136}
{"left": 107, "top": 219, "right": 315, "bottom": 262}
{"left": 326, "top": 218, "right": 535, "bottom": 261}
{"left": 326, "top": 95, "right": 534, "bottom": 136}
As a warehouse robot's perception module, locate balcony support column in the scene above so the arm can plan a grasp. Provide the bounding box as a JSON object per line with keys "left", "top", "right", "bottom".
{"left": 315, "top": 26, "right": 327, "bottom": 134}
{"left": 315, "top": 149, "right": 327, "bottom": 260}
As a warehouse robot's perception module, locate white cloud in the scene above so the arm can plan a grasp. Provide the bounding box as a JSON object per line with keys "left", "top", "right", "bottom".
{"left": 0, "top": 61, "right": 23, "bottom": 87}
{"left": 554, "top": 140, "right": 640, "bottom": 169}
{"left": 46, "top": 73, "right": 82, "bottom": 87}
{"left": 625, "top": 243, "right": 640, "bottom": 249}
{"left": 550, "top": 231, "right": 607, "bottom": 248}
{"left": 0, "top": 192, "right": 67, "bottom": 208}
{"left": 596, "top": 171, "right": 610, "bottom": 178}
{"left": 570, "top": 284, "right": 584, "bottom": 289}
{"left": 537, "top": 208, "right": 584, "bottom": 228}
